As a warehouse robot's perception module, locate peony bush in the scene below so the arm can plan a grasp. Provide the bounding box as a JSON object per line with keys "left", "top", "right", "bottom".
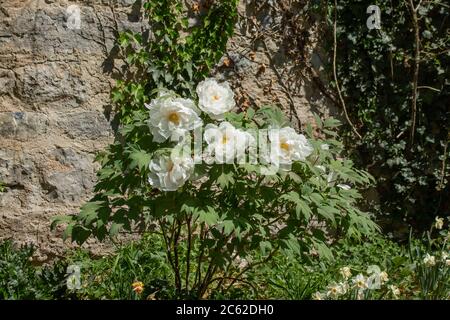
{"left": 50, "top": 0, "right": 381, "bottom": 299}
{"left": 53, "top": 75, "right": 379, "bottom": 298}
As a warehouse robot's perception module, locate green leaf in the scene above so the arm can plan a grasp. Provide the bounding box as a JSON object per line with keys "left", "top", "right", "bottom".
{"left": 259, "top": 241, "right": 272, "bottom": 255}
{"left": 317, "top": 206, "right": 338, "bottom": 225}
{"left": 63, "top": 223, "right": 73, "bottom": 241}
{"left": 79, "top": 201, "right": 104, "bottom": 225}
{"left": 217, "top": 171, "right": 235, "bottom": 188}
{"left": 109, "top": 223, "right": 123, "bottom": 237}
{"left": 313, "top": 240, "right": 333, "bottom": 261}
{"left": 129, "top": 149, "right": 152, "bottom": 171}
{"left": 281, "top": 192, "right": 312, "bottom": 221}
{"left": 50, "top": 215, "right": 74, "bottom": 230}
{"left": 198, "top": 206, "right": 219, "bottom": 226}
{"left": 72, "top": 225, "right": 91, "bottom": 245}
{"left": 222, "top": 220, "right": 235, "bottom": 235}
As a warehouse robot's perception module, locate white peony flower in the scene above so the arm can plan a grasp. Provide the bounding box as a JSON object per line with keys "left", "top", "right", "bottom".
{"left": 145, "top": 93, "right": 202, "bottom": 143}
{"left": 148, "top": 153, "right": 194, "bottom": 191}
{"left": 203, "top": 122, "right": 254, "bottom": 164}
{"left": 434, "top": 216, "right": 444, "bottom": 230}
{"left": 339, "top": 266, "right": 352, "bottom": 279}
{"left": 423, "top": 253, "right": 436, "bottom": 267}
{"left": 268, "top": 127, "right": 313, "bottom": 166}
{"left": 196, "top": 78, "right": 235, "bottom": 120}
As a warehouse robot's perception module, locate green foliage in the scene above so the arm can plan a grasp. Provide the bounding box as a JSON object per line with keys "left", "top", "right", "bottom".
{"left": 312, "top": 0, "right": 450, "bottom": 230}
{"left": 1, "top": 223, "right": 448, "bottom": 300}
{"left": 407, "top": 224, "right": 450, "bottom": 299}
{"left": 52, "top": 0, "right": 378, "bottom": 299}
{"left": 253, "top": 228, "right": 449, "bottom": 300}
{"left": 111, "top": 0, "right": 238, "bottom": 121}
{"left": 0, "top": 240, "right": 70, "bottom": 300}
{"left": 0, "top": 240, "right": 42, "bottom": 299}
{"left": 65, "top": 234, "right": 174, "bottom": 300}
{"left": 54, "top": 103, "right": 379, "bottom": 298}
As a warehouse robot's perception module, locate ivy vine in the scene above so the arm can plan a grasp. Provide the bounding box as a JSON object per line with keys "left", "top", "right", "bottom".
{"left": 312, "top": 0, "right": 449, "bottom": 232}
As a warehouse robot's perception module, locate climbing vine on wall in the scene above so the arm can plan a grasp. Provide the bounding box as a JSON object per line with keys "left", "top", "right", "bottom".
{"left": 312, "top": 0, "right": 450, "bottom": 231}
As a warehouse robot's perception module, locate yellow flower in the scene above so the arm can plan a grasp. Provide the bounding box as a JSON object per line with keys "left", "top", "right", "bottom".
{"left": 132, "top": 281, "right": 144, "bottom": 294}
{"left": 434, "top": 216, "right": 444, "bottom": 230}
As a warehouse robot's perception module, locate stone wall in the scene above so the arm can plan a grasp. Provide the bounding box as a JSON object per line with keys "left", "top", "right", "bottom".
{"left": 0, "top": 0, "right": 336, "bottom": 261}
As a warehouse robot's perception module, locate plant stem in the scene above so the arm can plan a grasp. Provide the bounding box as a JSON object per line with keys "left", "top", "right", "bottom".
{"left": 158, "top": 218, "right": 178, "bottom": 289}
{"left": 194, "top": 223, "right": 205, "bottom": 292}
{"left": 185, "top": 214, "right": 192, "bottom": 294}
{"left": 407, "top": 0, "right": 421, "bottom": 145}
{"left": 332, "top": 0, "right": 362, "bottom": 139}
{"left": 173, "top": 218, "right": 182, "bottom": 295}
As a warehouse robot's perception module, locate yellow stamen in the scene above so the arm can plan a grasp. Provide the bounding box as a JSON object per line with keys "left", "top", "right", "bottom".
{"left": 280, "top": 141, "right": 290, "bottom": 151}
{"left": 222, "top": 135, "right": 228, "bottom": 144}
{"left": 167, "top": 160, "right": 174, "bottom": 172}
{"left": 212, "top": 94, "right": 220, "bottom": 101}
{"left": 168, "top": 112, "right": 180, "bottom": 125}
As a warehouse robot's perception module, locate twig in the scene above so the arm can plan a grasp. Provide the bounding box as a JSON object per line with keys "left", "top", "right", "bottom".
{"left": 417, "top": 85, "right": 440, "bottom": 92}
{"left": 437, "top": 139, "right": 448, "bottom": 190}
{"left": 208, "top": 276, "right": 258, "bottom": 297}
{"left": 224, "top": 247, "right": 279, "bottom": 292}
{"left": 185, "top": 214, "right": 192, "bottom": 293}
{"left": 332, "top": 0, "right": 362, "bottom": 139}
{"left": 407, "top": 0, "right": 421, "bottom": 145}
{"left": 260, "top": 38, "right": 303, "bottom": 129}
